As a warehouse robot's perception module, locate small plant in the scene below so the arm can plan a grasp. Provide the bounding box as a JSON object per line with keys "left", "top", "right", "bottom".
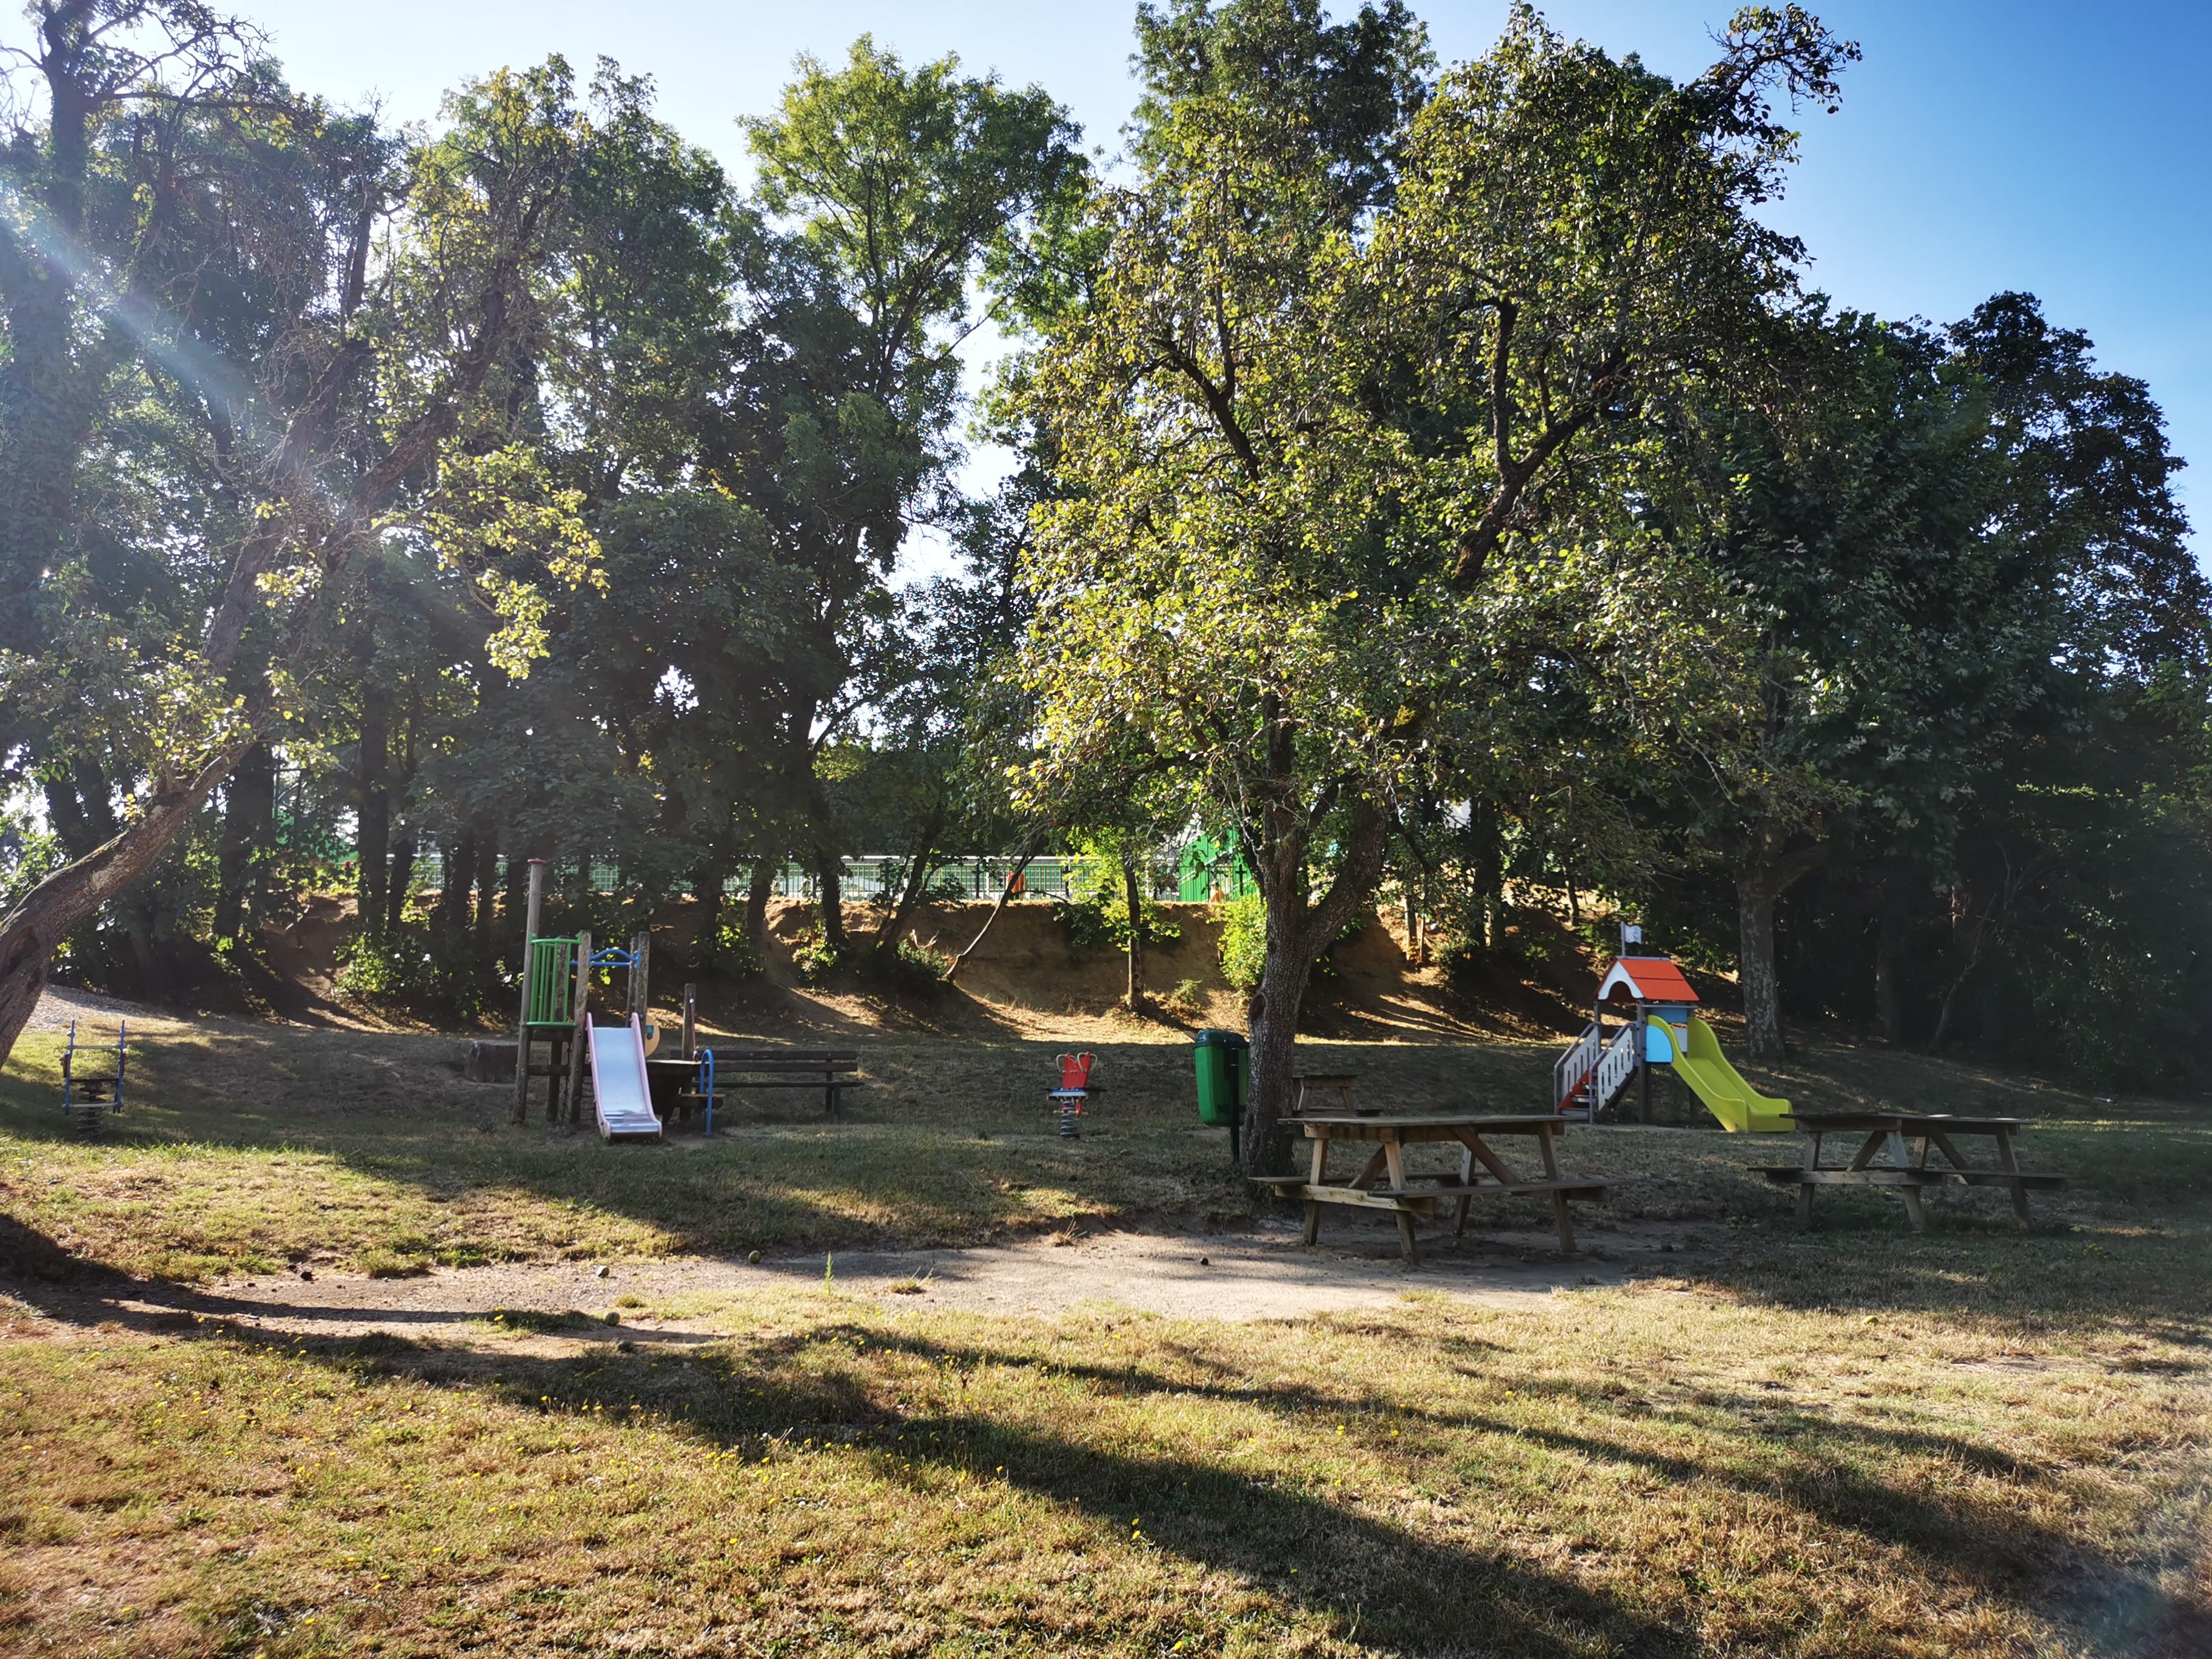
{"left": 361, "top": 1248, "right": 431, "bottom": 1279}
{"left": 1161, "top": 977, "right": 1207, "bottom": 1017}
{"left": 790, "top": 923, "right": 842, "bottom": 983}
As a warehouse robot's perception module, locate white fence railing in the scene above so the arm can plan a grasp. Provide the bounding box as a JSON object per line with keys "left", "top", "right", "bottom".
{"left": 1553, "top": 1021, "right": 1640, "bottom": 1120}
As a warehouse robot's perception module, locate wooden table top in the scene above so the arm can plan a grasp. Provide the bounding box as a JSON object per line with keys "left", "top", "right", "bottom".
{"left": 1294, "top": 1113, "right": 1565, "bottom": 1136}
{"left": 1790, "top": 1111, "right": 2023, "bottom": 1133}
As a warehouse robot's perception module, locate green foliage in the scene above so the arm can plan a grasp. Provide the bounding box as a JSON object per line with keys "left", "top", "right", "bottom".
{"left": 699, "top": 913, "right": 765, "bottom": 982}
{"left": 789, "top": 924, "right": 844, "bottom": 984}
{"left": 334, "top": 923, "right": 495, "bottom": 1021}
{"left": 1217, "top": 893, "right": 1268, "bottom": 994}
{"left": 1050, "top": 854, "right": 1182, "bottom": 956}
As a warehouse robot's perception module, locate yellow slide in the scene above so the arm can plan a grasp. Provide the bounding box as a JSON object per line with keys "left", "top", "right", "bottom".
{"left": 1662, "top": 1014, "right": 1794, "bottom": 1133}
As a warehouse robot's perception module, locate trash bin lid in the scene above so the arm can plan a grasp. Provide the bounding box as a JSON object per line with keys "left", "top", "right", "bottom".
{"left": 1191, "top": 1028, "right": 1249, "bottom": 1048}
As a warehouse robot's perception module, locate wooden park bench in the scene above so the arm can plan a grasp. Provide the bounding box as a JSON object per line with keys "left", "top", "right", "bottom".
{"left": 666, "top": 1049, "right": 865, "bottom": 1122}
{"left": 1761, "top": 1111, "right": 2068, "bottom": 1232}
{"left": 1262, "top": 1107, "right": 1609, "bottom": 1261}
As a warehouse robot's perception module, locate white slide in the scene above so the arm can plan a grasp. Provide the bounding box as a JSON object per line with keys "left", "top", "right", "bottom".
{"left": 588, "top": 1014, "right": 664, "bottom": 1142}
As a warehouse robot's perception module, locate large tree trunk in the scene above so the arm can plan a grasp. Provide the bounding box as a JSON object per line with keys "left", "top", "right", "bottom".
{"left": 1929, "top": 889, "right": 1991, "bottom": 1053}
{"left": 1121, "top": 850, "right": 1147, "bottom": 1014}
{"left": 0, "top": 746, "right": 244, "bottom": 1061}
{"left": 436, "top": 830, "right": 477, "bottom": 937}
{"left": 357, "top": 677, "right": 390, "bottom": 941}
{"left": 688, "top": 856, "right": 729, "bottom": 968}
{"left": 213, "top": 743, "right": 277, "bottom": 945}
{"left": 1736, "top": 871, "right": 1786, "bottom": 1064}
{"left": 814, "top": 844, "right": 846, "bottom": 953}
{"left": 472, "top": 828, "right": 499, "bottom": 965}
{"left": 743, "top": 858, "right": 776, "bottom": 966}
{"left": 1873, "top": 876, "right": 1908, "bottom": 1045}
{"left": 385, "top": 825, "right": 417, "bottom": 935}
{"left": 1735, "top": 824, "right": 1828, "bottom": 1065}
{"left": 1240, "top": 798, "right": 1392, "bottom": 1178}
{"left": 871, "top": 804, "right": 948, "bottom": 973}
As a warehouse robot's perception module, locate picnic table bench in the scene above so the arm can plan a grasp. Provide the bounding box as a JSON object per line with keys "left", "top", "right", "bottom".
{"left": 1760, "top": 1111, "right": 2068, "bottom": 1232}
{"left": 656, "top": 1049, "right": 865, "bottom": 1122}
{"left": 1262, "top": 1111, "right": 1608, "bottom": 1262}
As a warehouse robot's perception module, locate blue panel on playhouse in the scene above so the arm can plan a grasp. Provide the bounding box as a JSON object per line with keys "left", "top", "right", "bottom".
{"left": 1646, "top": 1014, "right": 1687, "bottom": 1062}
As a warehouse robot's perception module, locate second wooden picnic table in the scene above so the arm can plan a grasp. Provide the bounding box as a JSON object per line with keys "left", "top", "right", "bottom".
{"left": 1262, "top": 1113, "right": 1609, "bottom": 1262}
{"left": 1762, "top": 1111, "right": 2067, "bottom": 1232}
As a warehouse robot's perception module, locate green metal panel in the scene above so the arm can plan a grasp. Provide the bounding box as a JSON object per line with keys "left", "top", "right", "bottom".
{"left": 525, "top": 936, "right": 580, "bottom": 1027}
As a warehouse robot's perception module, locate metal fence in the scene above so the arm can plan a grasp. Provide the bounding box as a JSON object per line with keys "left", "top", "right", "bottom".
{"left": 429, "top": 851, "right": 1205, "bottom": 905}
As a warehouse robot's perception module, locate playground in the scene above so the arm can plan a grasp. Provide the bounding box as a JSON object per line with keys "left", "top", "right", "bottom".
{"left": 2, "top": 941, "right": 2208, "bottom": 1659}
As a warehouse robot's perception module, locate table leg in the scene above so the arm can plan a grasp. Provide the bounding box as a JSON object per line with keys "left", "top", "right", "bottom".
{"left": 1994, "top": 1127, "right": 2030, "bottom": 1223}
{"left": 1455, "top": 1142, "right": 1474, "bottom": 1237}
{"left": 1899, "top": 1181, "right": 1929, "bottom": 1234}
{"left": 1450, "top": 1131, "right": 1521, "bottom": 1188}
{"left": 1302, "top": 1200, "right": 1322, "bottom": 1247}
{"left": 1550, "top": 1191, "right": 1575, "bottom": 1255}
{"left": 1382, "top": 1140, "right": 1410, "bottom": 1195}
{"left": 1536, "top": 1124, "right": 1562, "bottom": 1182}
{"left": 1309, "top": 1134, "right": 1330, "bottom": 1188}
{"left": 1795, "top": 1179, "right": 1814, "bottom": 1230}
{"left": 1396, "top": 1209, "right": 1419, "bottom": 1263}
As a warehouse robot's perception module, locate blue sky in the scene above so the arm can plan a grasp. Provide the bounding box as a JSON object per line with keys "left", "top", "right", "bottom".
{"left": 236, "top": 1, "right": 2210, "bottom": 569}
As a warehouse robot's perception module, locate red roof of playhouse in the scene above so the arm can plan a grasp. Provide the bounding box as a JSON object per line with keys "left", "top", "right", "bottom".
{"left": 1598, "top": 956, "right": 1700, "bottom": 1005}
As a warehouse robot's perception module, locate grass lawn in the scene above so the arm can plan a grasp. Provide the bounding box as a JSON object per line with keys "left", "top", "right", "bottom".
{"left": 2, "top": 1011, "right": 2208, "bottom": 1654}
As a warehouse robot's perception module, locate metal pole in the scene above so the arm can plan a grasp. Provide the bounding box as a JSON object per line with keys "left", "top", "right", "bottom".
{"left": 1637, "top": 1008, "right": 1652, "bottom": 1125}
{"left": 628, "top": 928, "right": 650, "bottom": 1027}
{"left": 511, "top": 856, "right": 547, "bottom": 1125}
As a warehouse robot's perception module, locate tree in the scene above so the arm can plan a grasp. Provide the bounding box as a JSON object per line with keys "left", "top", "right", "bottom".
{"left": 1020, "top": 1, "right": 1856, "bottom": 1171}
{"left": 0, "top": 53, "right": 600, "bottom": 1062}
{"left": 728, "top": 38, "right": 1085, "bottom": 957}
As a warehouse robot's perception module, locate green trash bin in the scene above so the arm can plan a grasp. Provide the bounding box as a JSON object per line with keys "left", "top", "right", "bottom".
{"left": 1193, "top": 1029, "right": 1249, "bottom": 1150}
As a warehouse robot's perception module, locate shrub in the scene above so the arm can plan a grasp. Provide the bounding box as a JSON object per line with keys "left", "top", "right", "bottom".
{"left": 335, "top": 922, "right": 495, "bottom": 1019}
{"left": 789, "top": 923, "right": 842, "bottom": 983}
{"left": 1217, "top": 893, "right": 1267, "bottom": 992}
{"left": 699, "top": 912, "right": 765, "bottom": 980}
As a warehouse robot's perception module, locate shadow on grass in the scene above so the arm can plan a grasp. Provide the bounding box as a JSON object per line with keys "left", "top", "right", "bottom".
{"left": 0, "top": 1207, "right": 2128, "bottom": 1631}
{"left": 3, "top": 1235, "right": 1680, "bottom": 1655}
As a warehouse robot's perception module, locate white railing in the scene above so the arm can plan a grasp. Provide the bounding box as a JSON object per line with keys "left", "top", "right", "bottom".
{"left": 1555, "top": 1021, "right": 1641, "bottom": 1120}
{"left": 1553, "top": 1022, "right": 1602, "bottom": 1112}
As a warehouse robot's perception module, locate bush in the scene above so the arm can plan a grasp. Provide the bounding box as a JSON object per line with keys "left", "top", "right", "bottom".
{"left": 699, "top": 911, "right": 765, "bottom": 980}
{"left": 335, "top": 922, "right": 495, "bottom": 1019}
{"left": 1217, "top": 893, "right": 1267, "bottom": 992}
{"left": 1161, "top": 977, "right": 1207, "bottom": 1017}
{"left": 1053, "top": 874, "right": 1183, "bottom": 956}
{"left": 789, "top": 923, "right": 842, "bottom": 984}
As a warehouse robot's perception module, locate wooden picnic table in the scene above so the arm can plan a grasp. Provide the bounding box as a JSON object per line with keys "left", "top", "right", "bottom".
{"left": 1761, "top": 1111, "right": 2067, "bottom": 1232}
{"left": 1262, "top": 1113, "right": 1608, "bottom": 1262}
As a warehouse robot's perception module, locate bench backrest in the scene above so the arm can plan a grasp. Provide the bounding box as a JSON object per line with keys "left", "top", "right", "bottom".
{"left": 712, "top": 1050, "right": 858, "bottom": 1065}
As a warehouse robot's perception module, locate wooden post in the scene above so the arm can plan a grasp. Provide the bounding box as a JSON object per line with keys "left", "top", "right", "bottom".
{"left": 511, "top": 857, "right": 547, "bottom": 1125}
{"left": 563, "top": 930, "right": 592, "bottom": 1127}
{"left": 682, "top": 983, "right": 697, "bottom": 1060}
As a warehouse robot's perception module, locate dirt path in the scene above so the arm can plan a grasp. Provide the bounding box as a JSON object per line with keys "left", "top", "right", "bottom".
{"left": 7, "top": 1219, "right": 1716, "bottom": 1353}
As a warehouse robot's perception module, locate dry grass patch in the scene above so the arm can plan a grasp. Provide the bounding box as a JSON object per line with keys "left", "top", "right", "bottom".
{"left": 2, "top": 1268, "right": 2205, "bottom": 1657}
